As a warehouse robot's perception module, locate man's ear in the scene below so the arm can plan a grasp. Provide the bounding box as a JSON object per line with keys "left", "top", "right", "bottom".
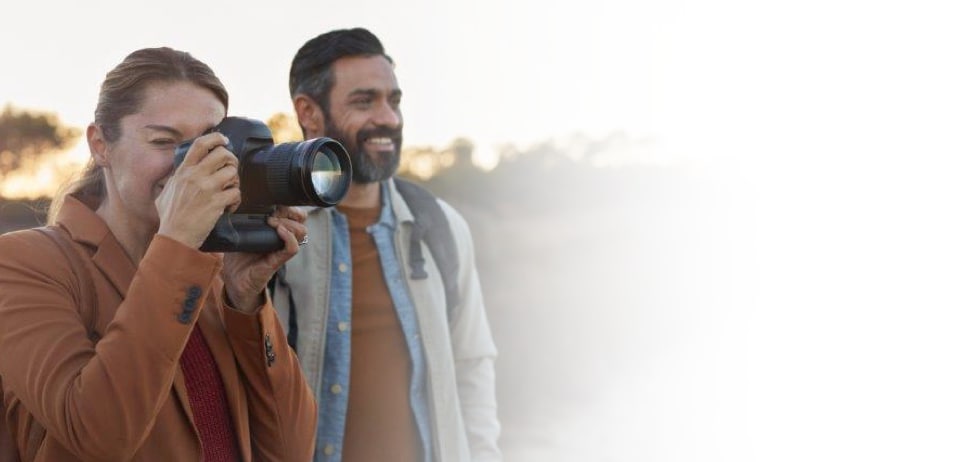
{"left": 87, "top": 123, "right": 109, "bottom": 168}
{"left": 293, "top": 94, "right": 325, "bottom": 138}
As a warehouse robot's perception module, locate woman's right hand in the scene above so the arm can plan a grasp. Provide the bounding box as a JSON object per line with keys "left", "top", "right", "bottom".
{"left": 155, "top": 133, "right": 241, "bottom": 249}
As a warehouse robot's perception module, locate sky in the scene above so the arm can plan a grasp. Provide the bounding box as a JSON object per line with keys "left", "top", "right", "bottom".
{"left": 1, "top": 0, "right": 658, "bottom": 165}
{"left": 6, "top": 0, "right": 970, "bottom": 460}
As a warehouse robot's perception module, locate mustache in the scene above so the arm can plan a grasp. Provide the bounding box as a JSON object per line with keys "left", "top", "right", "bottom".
{"left": 356, "top": 126, "right": 402, "bottom": 142}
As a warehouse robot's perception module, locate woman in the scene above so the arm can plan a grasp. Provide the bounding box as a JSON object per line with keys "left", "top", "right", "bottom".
{"left": 0, "top": 47, "right": 316, "bottom": 461}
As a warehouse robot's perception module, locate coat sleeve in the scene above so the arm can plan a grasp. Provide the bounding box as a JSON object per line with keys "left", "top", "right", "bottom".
{"left": 221, "top": 293, "right": 317, "bottom": 462}
{"left": 440, "top": 202, "right": 503, "bottom": 461}
{"left": 0, "top": 233, "right": 221, "bottom": 461}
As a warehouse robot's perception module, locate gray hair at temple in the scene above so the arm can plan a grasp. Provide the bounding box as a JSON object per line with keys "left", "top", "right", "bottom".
{"left": 288, "top": 28, "right": 394, "bottom": 116}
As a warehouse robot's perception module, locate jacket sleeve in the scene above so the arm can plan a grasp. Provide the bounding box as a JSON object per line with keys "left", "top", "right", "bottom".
{"left": 440, "top": 202, "right": 503, "bottom": 461}
{"left": 221, "top": 293, "right": 317, "bottom": 462}
{"left": 0, "top": 233, "right": 220, "bottom": 461}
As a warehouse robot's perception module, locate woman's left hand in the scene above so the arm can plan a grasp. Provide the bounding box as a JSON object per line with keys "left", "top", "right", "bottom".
{"left": 221, "top": 206, "right": 308, "bottom": 313}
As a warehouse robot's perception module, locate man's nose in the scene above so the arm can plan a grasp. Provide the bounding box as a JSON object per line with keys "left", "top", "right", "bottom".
{"left": 373, "top": 100, "right": 401, "bottom": 128}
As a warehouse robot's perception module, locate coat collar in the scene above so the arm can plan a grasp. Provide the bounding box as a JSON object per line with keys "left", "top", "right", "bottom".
{"left": 54, "top": 194, "right": 136, "bottom": 298}
{"left": 387, "top": 178, "right": 415, "bottom": 224}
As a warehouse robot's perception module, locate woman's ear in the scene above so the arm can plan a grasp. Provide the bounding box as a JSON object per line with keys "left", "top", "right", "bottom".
{"left": 87, "top": 124, "right": 109, "bottom": 168}
{"left": 292, "top": 94, "right": 325, "bottom": 139}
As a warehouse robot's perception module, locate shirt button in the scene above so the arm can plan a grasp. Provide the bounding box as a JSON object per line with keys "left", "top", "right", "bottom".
{"left": 338, "top": 322, "right": 349, "bottom": 332}
{"left": 338, "top": 263, "right": 348, "bottom": 273}
{"left": 330, "top": 384, "right": 343, "bottom": 394}
{"left": 324, "top": 444, "right": 335, "bottom": 455}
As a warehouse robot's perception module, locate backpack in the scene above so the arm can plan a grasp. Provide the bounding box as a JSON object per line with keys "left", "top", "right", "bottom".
{"left": 393, "top": 177, "right": 460, "bottom": 316}
{"left": 278, "top": 178, "right": 460, "bottom": 350}
{"left": 0, "top": 226, "right": 100, "bottom": 462}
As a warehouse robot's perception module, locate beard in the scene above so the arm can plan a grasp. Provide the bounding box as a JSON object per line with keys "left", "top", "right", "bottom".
{"left": 323, "top": 118, "right": 402, "bottom": 184}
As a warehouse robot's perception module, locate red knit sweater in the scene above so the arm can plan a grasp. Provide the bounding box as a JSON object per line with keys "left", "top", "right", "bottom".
{"left": 180, "top": 325, "right": 241, "bottom": 461}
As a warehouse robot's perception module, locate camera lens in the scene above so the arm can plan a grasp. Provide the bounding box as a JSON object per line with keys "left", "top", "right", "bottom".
{"left": 309, "top": 142, "right": 350, "bottom": 204}
{"left": 184, "top": 116, "right": 353, "bottom": 253}
{"left": 244, "top": 137, "right": 351, "bottom": 208}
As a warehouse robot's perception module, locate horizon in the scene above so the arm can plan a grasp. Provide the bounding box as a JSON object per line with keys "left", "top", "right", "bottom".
{"left": 0, "top": 109, "right": 658, "bottom": 200}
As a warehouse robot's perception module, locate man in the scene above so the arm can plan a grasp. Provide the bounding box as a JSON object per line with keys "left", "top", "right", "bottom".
{"left": 273, "top": 28, "right": 501, "bottom": 462}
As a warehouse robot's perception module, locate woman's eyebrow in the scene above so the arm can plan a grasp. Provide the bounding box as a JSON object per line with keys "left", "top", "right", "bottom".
{"left": 143, "top": 124, "right": 182, "bottom": 138}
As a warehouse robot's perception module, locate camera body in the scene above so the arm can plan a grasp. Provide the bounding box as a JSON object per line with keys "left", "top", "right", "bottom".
{"left": 173, "top": 116, "right": 351, "bottom": 252}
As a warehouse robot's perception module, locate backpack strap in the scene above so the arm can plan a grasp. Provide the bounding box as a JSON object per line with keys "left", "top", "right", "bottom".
{"left": 33, "top": 226, "right": 100, "bottom": 342}
{"left": 269, "top": 267, "right": 299, "bottom": 350}
{"left": 393, "top": 178, "right": 461, "bottom": 315}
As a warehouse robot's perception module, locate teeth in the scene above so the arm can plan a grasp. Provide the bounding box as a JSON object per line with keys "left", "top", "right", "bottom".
{"left": 367, "top": 137, "right": 392, "bottom": 145}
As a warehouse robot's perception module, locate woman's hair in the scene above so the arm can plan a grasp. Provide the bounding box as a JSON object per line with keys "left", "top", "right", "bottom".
{"left": 47, "top": 47, "right": 229, "bottom": 224}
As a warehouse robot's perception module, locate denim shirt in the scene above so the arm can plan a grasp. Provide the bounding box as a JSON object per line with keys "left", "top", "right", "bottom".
{"left": 315, "top": 183, "right": 433, "bottom": 462}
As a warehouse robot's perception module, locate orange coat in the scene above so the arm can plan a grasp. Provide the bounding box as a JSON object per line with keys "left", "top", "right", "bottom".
{"left": 0, "top": 195, "right": 316, "bottom": 461}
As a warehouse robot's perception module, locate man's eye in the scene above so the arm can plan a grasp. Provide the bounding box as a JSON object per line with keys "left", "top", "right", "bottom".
{"left": 151, "top": 139, "right": 175, "bottom": 147}
{"left": 352, "top": 99, "right": 372, "bottom": 108}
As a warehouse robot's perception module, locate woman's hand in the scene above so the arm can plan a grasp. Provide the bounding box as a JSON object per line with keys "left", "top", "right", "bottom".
{"left": 155, "top": 133, "right": 240, "bottom": 249}
{"left": 221, "top": 206, "right": 308, "bottom": 313}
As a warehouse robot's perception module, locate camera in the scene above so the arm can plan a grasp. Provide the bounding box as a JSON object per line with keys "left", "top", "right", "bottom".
{"left": 173, "top": 116, "right": 351, "bottom": 252}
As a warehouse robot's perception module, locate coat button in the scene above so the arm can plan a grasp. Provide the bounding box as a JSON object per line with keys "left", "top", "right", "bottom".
{"left": 265, "top": 334, "right": 276, "bottom": 366}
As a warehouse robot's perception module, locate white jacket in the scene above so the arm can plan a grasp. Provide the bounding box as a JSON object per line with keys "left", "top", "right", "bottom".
{"left": 272, "top": 178, "right": 501, "bottom": 461}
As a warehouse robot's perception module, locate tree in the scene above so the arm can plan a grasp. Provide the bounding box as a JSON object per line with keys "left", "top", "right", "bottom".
{"left": 0, "top": 104, "right": 80, "bottom": 176}
{"left": 265, "top": 112, "right": 302, "bottom": 143}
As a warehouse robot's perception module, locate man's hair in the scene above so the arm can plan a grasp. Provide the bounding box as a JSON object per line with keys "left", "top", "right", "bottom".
{"left": 288, "top": 28, "right": 393, "bottom": 113}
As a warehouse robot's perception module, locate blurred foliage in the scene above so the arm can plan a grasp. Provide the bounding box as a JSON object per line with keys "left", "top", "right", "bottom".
{"left": 0, "top": 104, "right": 81, "bottom": 176}
{"left": 0, "top": 106, "right": 656, "bottom": 210}
{"left": 266, "top": 112, "right": 303, "bottom": 143}
{"left": 263, "top": 108, "right": 656, "bottom": 216}
{"left": 412, "top": 133, "right": 657, "bottom": 216}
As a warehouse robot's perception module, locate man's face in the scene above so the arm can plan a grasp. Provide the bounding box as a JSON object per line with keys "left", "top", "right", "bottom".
{"left": 321, "top": 55, "right": 403, "bottom": 184}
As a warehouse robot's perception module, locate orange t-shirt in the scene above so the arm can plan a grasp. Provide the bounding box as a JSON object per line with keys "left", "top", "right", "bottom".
{"left": 338, "top": 204, "right": 421, "bottom": 462}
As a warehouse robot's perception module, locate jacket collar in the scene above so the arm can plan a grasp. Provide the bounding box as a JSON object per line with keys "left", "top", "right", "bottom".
{"left": 387, "top": 178, "right": 415, "bottom": 224}
{"left": 54, "top": 194, "right": 136, "bottom": 298}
